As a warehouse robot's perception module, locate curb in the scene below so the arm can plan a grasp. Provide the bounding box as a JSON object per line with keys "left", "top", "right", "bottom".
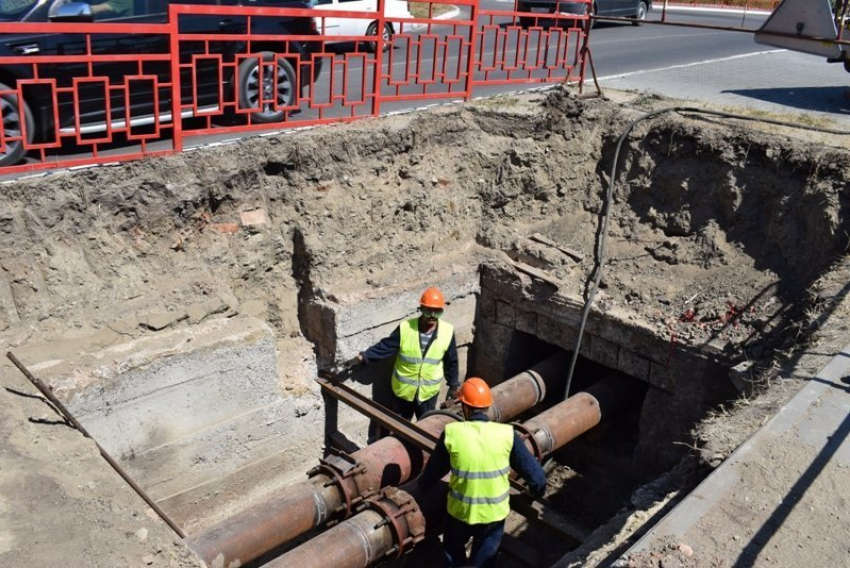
{"left": 620, "top": 341, "right": 850, "bottom": 563}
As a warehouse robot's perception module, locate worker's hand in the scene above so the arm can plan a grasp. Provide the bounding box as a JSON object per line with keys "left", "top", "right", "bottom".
{"left": 344, "top": 354, "right": 363, "bottom": 369}
{"left": 445, "top": 386, "right": 458, "bottom": 404}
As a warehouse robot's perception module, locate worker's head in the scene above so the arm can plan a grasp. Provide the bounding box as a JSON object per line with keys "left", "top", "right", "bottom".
{"left": 419, "top": 287, "right": 445, "bottom": 327}
{"left": 457, "top": 377, "right": 492, "bottom": 418}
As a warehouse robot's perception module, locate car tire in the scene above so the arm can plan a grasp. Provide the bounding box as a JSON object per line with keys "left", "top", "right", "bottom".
{"left": 518, "top": 16, "right": 534, "bottom": 28}
{"left": 236, "top": 52, "right": 297, "bottom": 124}
{"left": 632, "top": 1, "right": 648, "bottom": 26}
{"left": 364, "top": 21, "right": 392, "bottom": 53}
{"left": 0, "top": 82, "right": 33, "bottom": 168}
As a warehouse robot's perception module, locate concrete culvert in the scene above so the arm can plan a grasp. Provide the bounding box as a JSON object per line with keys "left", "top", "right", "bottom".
{"left": 1, "top": 86, "right": 850, "bottom": 568}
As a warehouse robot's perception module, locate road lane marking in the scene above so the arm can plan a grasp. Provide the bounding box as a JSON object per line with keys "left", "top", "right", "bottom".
{"left": 598, "top": 49, "right": 785, "bottom": 81}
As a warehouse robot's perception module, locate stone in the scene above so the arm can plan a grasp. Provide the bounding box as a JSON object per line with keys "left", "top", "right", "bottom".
{"left": 138, "top": 310, "right": 187, "bottom": 331}
{"left": 729, "top": 360, "right": 755, "bottom": 394}
{"left": 186, "top": 298, "right": 229, "bottom": 324}
{"left": 135, "top": 528, "right": 149, "bottom": 543}
{"left": 240, "top": 209, "right": 268, "bottom": 227}
{"left": 210, "top": 223, "right": 239, "bottom": 234}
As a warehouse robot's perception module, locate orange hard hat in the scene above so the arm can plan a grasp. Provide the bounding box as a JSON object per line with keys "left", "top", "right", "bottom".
{"left": 457, "top": 377, "right": 493, "bottom": 409}
{"left": 419, "top": 287, "right": 445, "bottom": 309}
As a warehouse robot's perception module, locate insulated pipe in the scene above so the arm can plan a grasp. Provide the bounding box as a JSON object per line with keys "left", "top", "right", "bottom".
{"left": 269, "top": 372, "right": 640, "bottom": 568}
{"left": 188, "top": 353, "right": 566, "bottom": 567}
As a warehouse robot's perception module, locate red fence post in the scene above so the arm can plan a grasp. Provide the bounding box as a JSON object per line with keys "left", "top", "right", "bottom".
{"left": 372, "top": 0, "right": 386, "bottom": 117}
{"left": 466, "top": 0, "right": 479, "bottom": 100}
{"left": 168, "top": 5, "right": 183, "bottom": 154}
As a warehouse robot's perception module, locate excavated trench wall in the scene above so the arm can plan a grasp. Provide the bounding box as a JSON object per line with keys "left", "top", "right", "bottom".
{"left": 2, "top": 88, "right": 850, "bottom": 542}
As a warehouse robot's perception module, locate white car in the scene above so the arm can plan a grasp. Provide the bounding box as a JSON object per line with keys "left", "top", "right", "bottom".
{"left": 313, "top": 0, "right": 414, "bottom": 51}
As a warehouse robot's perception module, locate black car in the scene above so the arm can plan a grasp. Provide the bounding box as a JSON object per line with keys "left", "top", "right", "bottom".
{"left": 0, "top": 0, "right": 324, "bottom": 166}
{"left": 517, "top": 0, "right": 650, "bottom": 28}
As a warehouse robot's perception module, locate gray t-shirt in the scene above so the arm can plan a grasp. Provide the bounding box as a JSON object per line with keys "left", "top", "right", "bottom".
{"left": 419, "top": 329, "right": 434, "bottom": 356}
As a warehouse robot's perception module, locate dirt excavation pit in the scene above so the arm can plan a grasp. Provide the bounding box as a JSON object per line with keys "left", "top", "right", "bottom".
{"left": 2, "top": 86, "right": 850, "bottom": 568}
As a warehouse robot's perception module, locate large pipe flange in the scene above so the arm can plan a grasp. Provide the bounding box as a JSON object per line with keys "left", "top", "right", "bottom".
{"left": 512, "top": 422, "right": 546, "bottom": 462}
{"left": 362, "top": 487, "right": 426, "bottom": 558}
{"left": 309, "top": 451, "right": 371, "bottom": 517}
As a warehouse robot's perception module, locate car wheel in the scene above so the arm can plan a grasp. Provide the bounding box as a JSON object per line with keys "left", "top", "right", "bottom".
{"left": 589, "top": 2, "right": 598, "bottom": 29}
{"left": 364, "top": 21, "right": 392, "bottom": 53}
{"left": 632, "top": 1, "right": 648, "bottom": 26}
{"left": 237, "top": 52, "right": 297, "bottom": 124}
{"left": 0, "top": 82, "right": 33, "bottom": 167}
{"left": 518, "top": 16, "right": 534, "bottom": 28}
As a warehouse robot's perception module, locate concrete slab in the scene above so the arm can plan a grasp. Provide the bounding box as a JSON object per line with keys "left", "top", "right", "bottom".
{"left": 303, "top": 263, "right": 480, "bottom": 366}
{"left": 28, "top": 317, "right": 327, "bottom": 523}
{"left": 620, "top": 344, "right": 850, "bottom": 566}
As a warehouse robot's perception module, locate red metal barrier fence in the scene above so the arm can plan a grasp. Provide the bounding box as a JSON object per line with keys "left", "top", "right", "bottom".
{"left": 0, "top": 0, "right": 589, "bottom": 174}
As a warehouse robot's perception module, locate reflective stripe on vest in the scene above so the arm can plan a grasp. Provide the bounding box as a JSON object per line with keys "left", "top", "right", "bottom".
{"left": 444, "top": 421, "right": 514, "bottom": 525}
{"left": 392, "top": 317, "right": 454, "bottom": 402}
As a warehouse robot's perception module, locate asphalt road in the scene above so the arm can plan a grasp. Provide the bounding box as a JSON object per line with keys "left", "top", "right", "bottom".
{"left": 14, "top": 5, "right": 849, "bottom": 177}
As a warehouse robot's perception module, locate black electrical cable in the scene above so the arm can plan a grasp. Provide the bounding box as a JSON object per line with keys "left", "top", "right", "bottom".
{"left": 561, "top": 105, "right": 850, "bottom": 400}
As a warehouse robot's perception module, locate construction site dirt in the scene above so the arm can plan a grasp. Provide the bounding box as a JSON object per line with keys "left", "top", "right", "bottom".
{"left": 1, "top": 86, "right": 849, "bottom": 568}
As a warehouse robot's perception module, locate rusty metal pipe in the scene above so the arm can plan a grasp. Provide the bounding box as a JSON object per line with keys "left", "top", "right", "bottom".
{"left": 482, "top": 351, "right": 567, "bottom": 423}
{"left": 267, "top": 509, "right": 393, "bottom": 568}
{"left": 265, "top": 481, "right": 445, "bottom": 568}
{"left": 522, "top": 373, "right": 641, "bottom": 456}
{"left": 188, "top": 354, "right": 562, "bottom": 566}
{"left": 269, "top": 373, "right": 639, "bottom": 568}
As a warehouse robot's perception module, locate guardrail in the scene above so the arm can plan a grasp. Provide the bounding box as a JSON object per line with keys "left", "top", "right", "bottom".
{"left": 0, "top": 0, "right": 589, "bottom": 174}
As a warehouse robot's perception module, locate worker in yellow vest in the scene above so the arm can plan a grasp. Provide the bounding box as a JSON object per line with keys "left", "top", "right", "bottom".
{"left": 417, "top": 378, "right": 547, "bottom": 567}
{"left": 349, "top": 286, "right": 460, "bottom": 422}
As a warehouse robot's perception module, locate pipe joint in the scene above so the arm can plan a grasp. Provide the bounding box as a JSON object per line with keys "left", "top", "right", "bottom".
{"left": 310, "top": 451, "right": 370, "bottom": 517}
{"left": 362, "top": 487, "right": 426, "bottom": 559}
{"left": 512, "top": 422, "right": 545, "bottom": 463}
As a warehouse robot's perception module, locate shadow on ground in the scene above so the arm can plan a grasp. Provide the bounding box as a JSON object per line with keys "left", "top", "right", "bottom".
{"left": 723, "top": 85, "right": 850, "bottom": 116}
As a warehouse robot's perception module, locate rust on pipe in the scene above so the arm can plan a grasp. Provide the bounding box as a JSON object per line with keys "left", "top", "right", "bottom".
{"left": 270, "top": 373, "right": 640, "bottom": 568}
{"left": 524, "top": 373, "right": 641, "bottom": 455}
{"left": 266, "top": 509, "right": 393, "bottom": 568}
{"left": 189, "top": 354, "right": 559, "bottom": 567}
{"left": 481, "top": 352, "right": 565, "bottom": 423}
{"left": 267, "top": 484, "right": 438, "bottom": 568}
{"left": 188, "top": 481, "right": 332, "bottom": 566}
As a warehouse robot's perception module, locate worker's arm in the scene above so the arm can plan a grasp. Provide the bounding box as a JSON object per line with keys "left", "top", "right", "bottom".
{"left": 509, "top": 432, "right": 547, "bottom": 497}
{"left": 417, "top": 432, "right": 451, "bottom": 491}
{"left": 359, "top": 326, "right": 401, "bottom": 364}
{"left": 442, "top": 333, "right": 460, "bottom": 395}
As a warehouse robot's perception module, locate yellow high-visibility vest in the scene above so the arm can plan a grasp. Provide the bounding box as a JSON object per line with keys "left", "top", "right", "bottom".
{"left": 444, "top": 421, "right": 513, "bottom": 524}
{"left": 392, "top": 317, "right": 453, "bottom": 402}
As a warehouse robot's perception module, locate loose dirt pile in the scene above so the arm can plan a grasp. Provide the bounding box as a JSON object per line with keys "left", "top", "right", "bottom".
{"left": 1, "top": 86, "right": 849, "bottom": 567}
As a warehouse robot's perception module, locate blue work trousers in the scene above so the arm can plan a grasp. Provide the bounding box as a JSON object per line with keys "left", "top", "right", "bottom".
{"left": 394, "top": 393, "right": 438, "bottom": 420}
{"left": 443, "top": 514, "right": 505, "bottom": 568}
